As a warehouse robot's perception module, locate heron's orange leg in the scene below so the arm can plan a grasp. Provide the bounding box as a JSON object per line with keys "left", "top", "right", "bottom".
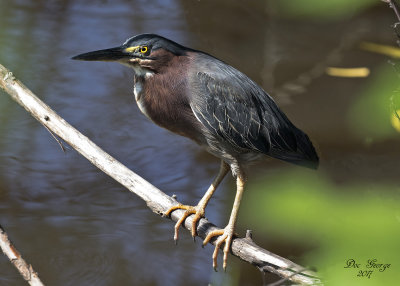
{"left": 164, "top": 161, "right": 229, "bottom": 241}
{"left": 202, "top": 175, "right": 245, "bottom": 271}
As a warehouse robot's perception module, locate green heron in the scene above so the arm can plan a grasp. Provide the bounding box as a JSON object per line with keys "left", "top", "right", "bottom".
{"left": 72, "top": 34, "right": 319, "bottom": 270}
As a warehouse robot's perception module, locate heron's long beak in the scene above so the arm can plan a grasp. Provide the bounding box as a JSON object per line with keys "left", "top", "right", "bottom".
{"left": 72, "top": 46, "right": 128, "bottom": 62}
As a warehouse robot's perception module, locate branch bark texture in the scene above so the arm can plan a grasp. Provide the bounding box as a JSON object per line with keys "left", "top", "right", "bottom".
{"left": 0, "top": 225, "right": 44, "bottom": 286}
{"left": 0, "top": 63, "right": 322, "bottom": 285}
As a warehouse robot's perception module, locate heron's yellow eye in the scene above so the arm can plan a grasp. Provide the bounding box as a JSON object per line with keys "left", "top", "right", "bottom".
{"left": 140, "top": 46, "right": 148, "bottom": 54}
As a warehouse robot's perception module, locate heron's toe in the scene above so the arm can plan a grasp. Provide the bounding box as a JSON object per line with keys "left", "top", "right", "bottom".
{"left": 165, "top": 204, "right": 205, "bottom": 242}
{"left": 203, "top": 227, "right": 234, "bottom": 271}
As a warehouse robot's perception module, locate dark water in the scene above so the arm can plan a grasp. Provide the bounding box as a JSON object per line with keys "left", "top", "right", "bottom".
{"left": 0, "top": 1, "right": 398, "bottom": 285}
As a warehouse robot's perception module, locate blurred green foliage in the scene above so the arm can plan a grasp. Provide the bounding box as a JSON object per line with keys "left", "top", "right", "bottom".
{"left": 243, "top": 169, "right": 400, "bottom": 285}
{"left": 277, "top": 0, "right": 378, "bottom": 20}
{"left": 348, "top": 63, "right": 400, "bottom": 141}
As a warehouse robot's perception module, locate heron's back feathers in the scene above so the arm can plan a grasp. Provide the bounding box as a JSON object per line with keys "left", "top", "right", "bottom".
{"left": 189, "top": 53, "right": 319, "bottom": 169}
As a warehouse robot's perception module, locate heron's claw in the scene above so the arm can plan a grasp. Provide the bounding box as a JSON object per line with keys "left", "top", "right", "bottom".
{"left": 202, "top": 227, "right": 234, "bottom": 271}
{"left": 164, "top": 204, "right": 205, "bottom": 242}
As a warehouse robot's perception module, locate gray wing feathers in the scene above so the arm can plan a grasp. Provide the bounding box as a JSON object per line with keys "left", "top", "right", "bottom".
{"left": 191, "top": 71, "right": 272, "bottom": 153}
{"left": 189, "top": 58, "right": 318, "bottom": 168}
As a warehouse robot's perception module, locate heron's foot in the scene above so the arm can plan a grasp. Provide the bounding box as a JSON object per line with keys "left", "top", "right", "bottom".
{"left": 202, "top": 226, "right": 234, "bottom": 271}
{"left": 164, "top": 204, "right": 205, "bottom": 242}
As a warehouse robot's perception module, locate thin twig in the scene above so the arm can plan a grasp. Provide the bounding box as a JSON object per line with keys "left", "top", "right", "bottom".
{"left": 0, "top": 225, "right": 45, "bottom": 286}
{"left": 382, "top": 0, "right": 400, "bottom": 22}
{"left": 382, "top": 1, "right": 400, "bottom": 122}
{"left": 43, "top": 123, "right": 67, "bottom": 152}
{"left": 0, "top": 63, "right": 322, "bottom": 285}
{"left": 382, "top": 0, "right": 400, "bottom": 39}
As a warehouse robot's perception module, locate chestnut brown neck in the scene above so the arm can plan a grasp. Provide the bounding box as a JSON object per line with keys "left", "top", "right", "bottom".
{"left": 132, "top": 52, "right": 205, "bottom": 144}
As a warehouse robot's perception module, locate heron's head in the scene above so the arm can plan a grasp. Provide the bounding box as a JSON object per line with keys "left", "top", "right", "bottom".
{"left": 72, "top": 33, "right": 188, "bottom": 76}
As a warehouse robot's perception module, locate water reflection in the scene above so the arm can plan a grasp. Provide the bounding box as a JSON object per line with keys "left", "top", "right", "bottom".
{"left": 0, "top": 0, "right": 398, "bottom": 285}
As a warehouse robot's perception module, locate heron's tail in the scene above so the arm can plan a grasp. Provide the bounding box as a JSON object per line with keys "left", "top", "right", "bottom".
{"left": 268, "top": 130, "right": 319, "bottom": 169}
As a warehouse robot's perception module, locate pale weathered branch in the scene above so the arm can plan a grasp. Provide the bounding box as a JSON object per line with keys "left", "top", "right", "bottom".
{"left": 0, "top": 63, "right": 322, "bottom": 285}
{"left": 0, "top": 225, "right": 45, "bottom": 286}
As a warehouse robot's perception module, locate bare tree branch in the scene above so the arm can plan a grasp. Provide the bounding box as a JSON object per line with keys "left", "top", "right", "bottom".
{"left": 0, "top": 63, "right": 322, "bottom": 285}
{"left": 0, "top": 225, "right": 45, "bottom": 286}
